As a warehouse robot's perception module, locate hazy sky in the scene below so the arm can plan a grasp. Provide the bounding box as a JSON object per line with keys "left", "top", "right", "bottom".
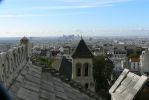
{"left": 0, "top": 0, "right": 149, "bottom": 37}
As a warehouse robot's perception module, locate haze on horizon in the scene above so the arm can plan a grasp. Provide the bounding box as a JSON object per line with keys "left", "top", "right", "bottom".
{"left": 0, "top": 0, "right": 149, "bottom": 37}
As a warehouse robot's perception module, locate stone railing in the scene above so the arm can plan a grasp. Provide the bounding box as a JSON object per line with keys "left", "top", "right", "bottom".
{"left": 0, "top": 44, "right": 27, "bottom": 88}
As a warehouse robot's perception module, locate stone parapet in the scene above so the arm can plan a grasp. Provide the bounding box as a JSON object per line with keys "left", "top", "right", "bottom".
{"left": 0, "top": 45, "right": 27, "bottom": 88}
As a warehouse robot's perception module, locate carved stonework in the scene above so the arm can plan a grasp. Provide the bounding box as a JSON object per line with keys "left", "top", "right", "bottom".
{"left": 0, "top": 37, "right": 29, "bottom": 88}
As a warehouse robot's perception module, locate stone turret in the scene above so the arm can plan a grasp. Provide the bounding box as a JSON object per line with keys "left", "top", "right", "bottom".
{"left": 20, "top": 36, "right": 29, "bottom": 45}
{"left": 71, "top": 38, "right": 95, "bottom": 91}
{"left": 20, "top": 37, "right": 31, "bottom": 59}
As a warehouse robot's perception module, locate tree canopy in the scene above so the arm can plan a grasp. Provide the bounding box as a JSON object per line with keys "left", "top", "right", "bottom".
{"left": 35, "top": 56, "right": 54, "bottom": 68}
{"left": 93, "top": 55, "right": 114, "bottom": 98}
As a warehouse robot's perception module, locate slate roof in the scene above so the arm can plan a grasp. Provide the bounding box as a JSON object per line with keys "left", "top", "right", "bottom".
{"left": 9, "top": 62, "right": 97, "bottom": 100}
{"left": 109, "top": 69, "right": 148, "bottom": 100}
{"left": 129, "top": 57, "right": 140, "bottom": 62}
{"left": 72, "top": 39, "right": 93, "bottom": 58}
{"left": 59, "top": 57, "right": 72, "bottom": 80}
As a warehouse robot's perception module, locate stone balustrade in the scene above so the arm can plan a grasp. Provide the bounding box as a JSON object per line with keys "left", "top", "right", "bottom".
{"left": 0, "top": 44, "right": 27, "bottom": 88}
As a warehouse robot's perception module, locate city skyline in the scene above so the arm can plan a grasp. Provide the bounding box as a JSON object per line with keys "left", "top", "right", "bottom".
{"left": 0, "top": 0, "right": 149, "bottom": 37}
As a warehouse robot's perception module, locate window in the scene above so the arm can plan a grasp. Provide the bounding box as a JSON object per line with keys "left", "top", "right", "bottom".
{"left": 76, "top": 63, "right": 81, "bottom": 77}
{"left": 85, "top": 66, "right": 88, "bottom": 76}
{"left": 84, "top": 63, "right": 89, "bottom": 76}
{"left": 85, "top": 83, "right": 89, "bottom": 89}
{"left": 133, "top": 63, "right": 135, "bottom": 69}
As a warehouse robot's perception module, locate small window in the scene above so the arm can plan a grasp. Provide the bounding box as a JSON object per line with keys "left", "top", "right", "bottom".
{"left": 133, "top": 63, "right": 135, "bottom": 69}
{"left": 76, "top": 67, "right": 81, "bottom": 76}
{"left": 85, "top": 83, "right": 89, "bottom": 89}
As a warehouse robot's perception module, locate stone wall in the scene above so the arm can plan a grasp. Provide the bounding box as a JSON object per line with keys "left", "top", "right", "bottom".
{"left": 0, "top": 44, "right": 27, "bottom": 88}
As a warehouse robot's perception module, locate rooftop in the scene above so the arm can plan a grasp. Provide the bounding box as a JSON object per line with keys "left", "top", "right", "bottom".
{"left": 72, "top": 38, "right": 93, "bottom": 58}
{"left": 9, "top": 61, "right": 98, "bottom": 100}
{"left": 129, "top": 57, "right": 140, "bottom": 62}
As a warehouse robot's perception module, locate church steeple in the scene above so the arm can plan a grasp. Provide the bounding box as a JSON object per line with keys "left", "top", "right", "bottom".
{"left": 71, "top": 36, "right": 95, "bottom": 91}
{"left": 72, "top": 38, "right": 93, "bottom": 58}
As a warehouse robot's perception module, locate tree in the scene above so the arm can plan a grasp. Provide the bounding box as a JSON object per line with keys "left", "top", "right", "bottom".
{"left": 93, "top": 55, "right": 114, "bottom": 98}
{"left": 127, "top": 49, "right": 134, "bottom": 56}
{"left": 127, "top": 47, "right": 144, "bottom": 57}
{"left": 36, "top": 56, "right": 54, "bottom": 68}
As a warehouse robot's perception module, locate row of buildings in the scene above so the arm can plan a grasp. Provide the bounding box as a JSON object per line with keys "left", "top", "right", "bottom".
{"left": 31, "top": 36, "right": 149, "bottom": 92}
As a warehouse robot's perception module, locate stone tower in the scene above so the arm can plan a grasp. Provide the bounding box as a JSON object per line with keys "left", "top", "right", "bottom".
{"left": 71, "top": 38, "right": 94, "bottom": 91}
{"left": 20, "top": 37, "right": 31, "bottom": 58}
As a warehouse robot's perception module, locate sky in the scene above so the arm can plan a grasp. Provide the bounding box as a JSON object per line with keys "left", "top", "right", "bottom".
{"left": 0, "top": 0, "right": 149, "bottom": 37}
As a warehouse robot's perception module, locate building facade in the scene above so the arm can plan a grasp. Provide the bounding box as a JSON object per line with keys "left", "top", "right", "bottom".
{"left": 110, "top": 48, "right": 127, "bottom": 71}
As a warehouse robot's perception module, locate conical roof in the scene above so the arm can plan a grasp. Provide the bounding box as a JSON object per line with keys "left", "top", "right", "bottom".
{"left": 72, "top": 38, "right": 93, "bottom": 58}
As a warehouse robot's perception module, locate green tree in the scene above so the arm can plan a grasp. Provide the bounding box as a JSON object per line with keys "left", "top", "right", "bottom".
{"left": 36, "top": 56, "right": 54, "bottom": 68}
{"left": 93, "top": 55, "right": 114, "bottom": 98}
{"left": 47, "top": 58, "right": 55, "bottom": 68}
{"left": 127, "top": 47, "right": 144, "bottom": 57}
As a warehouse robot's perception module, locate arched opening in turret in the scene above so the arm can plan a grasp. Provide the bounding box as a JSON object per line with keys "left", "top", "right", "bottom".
{"left": 83, "top": 63, "right": 89, "bottom": 76}
{"left": 76, "top": 63, "right": 81, "bottom": 77}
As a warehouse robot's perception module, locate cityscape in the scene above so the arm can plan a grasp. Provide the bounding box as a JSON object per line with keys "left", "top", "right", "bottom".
{"left": 0, "top": 0, "right": 149, "bottom": 100}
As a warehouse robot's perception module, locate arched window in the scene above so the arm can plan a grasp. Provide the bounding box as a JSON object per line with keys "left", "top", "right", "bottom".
{"left": 76, "top": 63, "right": 81, "bottom": 77}
{"left": 83, "top": 63, "right": 89, "bottom": 76}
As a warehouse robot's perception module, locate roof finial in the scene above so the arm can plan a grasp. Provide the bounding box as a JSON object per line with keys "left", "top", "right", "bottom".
{"left": 81, "top": 34, "right": 83, "bottom": 40}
